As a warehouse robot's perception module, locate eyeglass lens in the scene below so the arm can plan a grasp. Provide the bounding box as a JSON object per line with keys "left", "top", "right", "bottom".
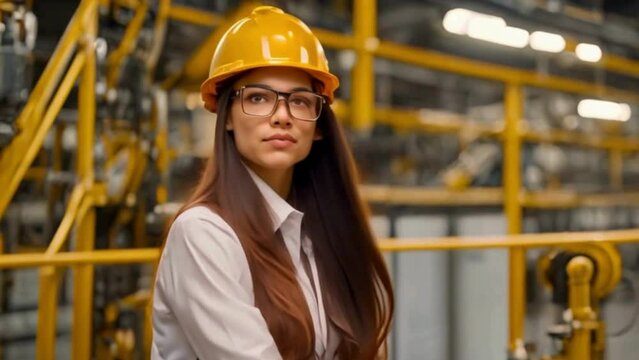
{"left": 240, "top": 87, "right": 322, "bottom": 121}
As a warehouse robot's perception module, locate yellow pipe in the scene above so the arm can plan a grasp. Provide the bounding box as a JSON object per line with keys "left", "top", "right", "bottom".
{"left": 565, "top": 37, "right": 639, "bottom": 79}
{"left": 375, "top": 230, "right": 639, "bottom": 251}
{"left": 351, "top": 0, "right": 376, "bottom": 131}
{"left": 45, "top": 184, "right": 87, "bottom": 255}
{"left": 374, "top": 106, "right": 504, "bottom": 137}
{"left": 35, "top": 267, "right": 63, "bottom": 360}
{"left": 609, "top": 150, "right": 623, "bottom": 191}
{"left": 522, "top": 129, "right": 639, "bottom": 151}
{"left": 72, "top": 10, "right": 97, "bottom": 359}
{"left": 565, "top": 256, "right": 595, "bottom": 360}
{"left": 0, "top": 227, "right": 639, "bottom": 268}
{"left": 107, "top": 0, "right": 149, "bottom": 89}
{"left": 0, "top": 3, "right": 16, "bottom": 12}
{"left": 603, "top": 54, "right": 639, "bottom": 79}
{"left": 308, "top": 28, "right": 355, "bottom": 50}
{"left": 146, "top": 0, "right": 171, "bottom": 73}
{"left": 0, "top": 52, "right": 86, "bottom": 219}
{"left": 168, "top": 4, "right": 223, "bottom": 26}
{"left": 504, "top": 83, "right": 526, "bottom": 354}
{"left": 372, "top": 40, "right": 639, "bottom": 104}
{"left": 337, "top": 102, "right": 639, "bottom": 151}
{"left": 0, "top": 249, "right": 161, "bottom": 269}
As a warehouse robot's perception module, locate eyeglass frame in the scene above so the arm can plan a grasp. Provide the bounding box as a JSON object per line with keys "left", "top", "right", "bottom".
{"left": 231, "top": 84, "right": 326, "bottom": 122}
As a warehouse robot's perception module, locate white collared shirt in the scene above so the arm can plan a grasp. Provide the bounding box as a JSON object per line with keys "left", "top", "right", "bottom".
{"left": 151, "top": 170, "right": 334, "bottom": 360}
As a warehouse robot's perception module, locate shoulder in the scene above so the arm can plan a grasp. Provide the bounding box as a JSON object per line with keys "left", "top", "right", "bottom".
{"left": 164, "top": 205, "right": 245, "bottom": 264}
{"left": 172, "top": 205, "right": 230, "bottom": 232}
{"left": 169, "top": 206, "right": 237, "bottom": 242}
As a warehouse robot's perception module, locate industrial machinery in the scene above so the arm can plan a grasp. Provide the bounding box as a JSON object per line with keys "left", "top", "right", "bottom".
{"left": 539, "top": 244, "right": 622, "bottom": 360}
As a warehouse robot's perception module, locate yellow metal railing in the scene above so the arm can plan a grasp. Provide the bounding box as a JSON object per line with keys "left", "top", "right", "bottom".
{"left": 0, "top": 0, "right": 167, "bottom": 358}
{"left": 0, "top": 229, "right": 637, "bottom": 359}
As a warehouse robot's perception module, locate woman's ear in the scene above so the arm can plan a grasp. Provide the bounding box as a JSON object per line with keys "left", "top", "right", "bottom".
{"left": 225, "top": 118, "right": 234, "bottom": 131}
{"left": 313, "top": 126, "right": 323, "bottom": 140}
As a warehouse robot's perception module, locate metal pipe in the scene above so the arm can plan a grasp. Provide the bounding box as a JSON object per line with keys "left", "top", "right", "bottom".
{"left": 35, "top": 267, "right": 62, "bottom": 360}
{"left": 0, "top": 228, "right": 638, "bottom": 268}
{"left": 351, "top": 0, "right": 376, "bottom": 131}
{"left": 72, "top": 7, "right": 97, "bottom": 359}
{"left": 565, "top": 256, "right": 595, "bottom": 360}
{"left": 146, "top": 0, "right": 171, "bottom": 73}
{"left": 45, "top": 184, "right": 87, "bottom": 255}
{"left": 375, "top": 229, "right": 639, "bottom": 251}
{"left": 0, "top": 249, "right": 161, "bottom": 269}
{"left": 372, "top": 41, "right": 639, "bottom": 104}
{"left": 504, "top": 83, "right": 526, "bottom": 354}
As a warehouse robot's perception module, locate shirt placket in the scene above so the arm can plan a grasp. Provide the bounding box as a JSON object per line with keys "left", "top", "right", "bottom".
{"left": 281, "top": 219, "right": 326, "bottom": 357}
{"left": 301, "top": 239, "right": 328, "bottom": 358}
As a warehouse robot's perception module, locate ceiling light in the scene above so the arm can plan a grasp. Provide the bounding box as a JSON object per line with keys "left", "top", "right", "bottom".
{"left": 577, "top": 99, "right": 631, "bottom": 121}
{"left": 530, "top": 31, "right": 565, "bottom": 53}
{"left": 468, "top": 21, "right": 529, "bottom": 48}
{"left": 442, "top": 8, "right": 476, "bottom": 35}
{"left": 575, "top": 43, "right": 602, "bottom": 62}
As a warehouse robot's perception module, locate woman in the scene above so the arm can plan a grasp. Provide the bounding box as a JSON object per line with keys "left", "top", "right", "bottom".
{"left": 152, "top": 6, "right": 393, "bottom": 360}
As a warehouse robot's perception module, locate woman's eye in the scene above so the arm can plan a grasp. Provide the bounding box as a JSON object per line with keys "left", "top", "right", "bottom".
{"left": 290, "top": 97, "right": 310, "bottom": 107}
{"left": 248, "top": 95, "right": 267, "bottom": 103}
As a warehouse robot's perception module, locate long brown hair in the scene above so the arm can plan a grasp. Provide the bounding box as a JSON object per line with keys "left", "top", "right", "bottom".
{"left": 174, "top": 83, "right": 394, "bottom": 359}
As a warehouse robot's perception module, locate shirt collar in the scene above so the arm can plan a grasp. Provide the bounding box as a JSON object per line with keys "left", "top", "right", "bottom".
{"left": 245, "top": 165, "right": 302, "bottom": 233}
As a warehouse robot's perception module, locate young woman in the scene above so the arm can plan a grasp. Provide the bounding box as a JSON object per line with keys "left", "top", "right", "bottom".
{"left": 152, "top": 6, "right": 393, "bottom": 360}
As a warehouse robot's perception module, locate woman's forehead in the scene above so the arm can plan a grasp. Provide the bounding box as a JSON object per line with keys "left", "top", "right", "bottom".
{"left": 233, "top": 67, "right": 313, "bottom": 89}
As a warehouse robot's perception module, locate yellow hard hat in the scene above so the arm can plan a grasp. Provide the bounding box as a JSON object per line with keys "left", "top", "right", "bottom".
{"left": 200, "top": 6, "right": 340, "bottom": 113}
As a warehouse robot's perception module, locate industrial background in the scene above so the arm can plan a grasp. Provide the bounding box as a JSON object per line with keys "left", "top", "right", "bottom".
{"left": 1, "top": 0, "right": 639, "bottom": 359}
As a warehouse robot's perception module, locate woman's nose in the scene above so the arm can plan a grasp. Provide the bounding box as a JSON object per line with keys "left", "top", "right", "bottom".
{"left": 270, "top": 99, "right": 292, "bottom": 128}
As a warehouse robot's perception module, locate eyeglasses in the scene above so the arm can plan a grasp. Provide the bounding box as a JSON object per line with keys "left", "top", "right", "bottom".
{"left": 232, "top": 85, "right": 325, "bottom": 121}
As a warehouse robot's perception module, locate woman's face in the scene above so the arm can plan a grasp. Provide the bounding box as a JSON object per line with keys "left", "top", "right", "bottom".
{"left": 227, "top": 67, "right": 321, "bottom": 177}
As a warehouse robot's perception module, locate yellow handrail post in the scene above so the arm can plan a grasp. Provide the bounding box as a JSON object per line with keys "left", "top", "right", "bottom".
{"left": 72, "top": 4, "right": 97, "bottom": 359}
{"left": 35, "top": 183, "right": 86, "bottom": 360}
{"left": 565, "top": 256, "right": 595, "bottom": 360}
{"left": 504, "top": 83, "right": 526, "bottom": 355}
{"left": 609, "top": 150, "right": 623, "bottom": 191}
{"left": 35, "top": 267, "right": 62, "bottom": 360}
{"left": 351, "top": 0, "right": 376, "bottom": 131}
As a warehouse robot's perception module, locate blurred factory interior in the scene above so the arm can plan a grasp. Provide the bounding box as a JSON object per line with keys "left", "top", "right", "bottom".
{"left": 2, "top": 0, "right": 639, "bottom": 359}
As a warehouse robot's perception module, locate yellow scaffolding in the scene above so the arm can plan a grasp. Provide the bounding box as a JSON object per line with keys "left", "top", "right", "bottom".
{"left": 2, "top": 1, "right": 639, "bottom": 358}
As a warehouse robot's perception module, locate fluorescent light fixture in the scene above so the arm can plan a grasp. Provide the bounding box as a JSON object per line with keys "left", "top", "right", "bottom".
{"left": 577, "top": 99, "right": 631, "bottom": 121}
{"left": 443, "top": 8, "right": 528, "bottom": 48}
{"left": 442, "top": 8, "right": 476, "bottom": 35}
{"left": 530, "top": 31, "right": 565, "bottom": 53}
{"left": 468, "top": 22, "right": 529, "bottom": 48}
{"left": 443, "top": 8, "right": 505, "bottom": 35}
{"left": 575, "top": 43, "right": 602, "bottom": 62}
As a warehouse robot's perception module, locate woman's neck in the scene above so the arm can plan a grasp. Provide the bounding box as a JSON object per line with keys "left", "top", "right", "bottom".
{"left": 251, "top": 166, "right": 293, "bottom": 199}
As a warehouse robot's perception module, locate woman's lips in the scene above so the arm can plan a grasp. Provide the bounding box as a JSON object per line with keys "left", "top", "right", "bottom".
{"left": 264, "top": 134, "right": 296, "bottom": 149}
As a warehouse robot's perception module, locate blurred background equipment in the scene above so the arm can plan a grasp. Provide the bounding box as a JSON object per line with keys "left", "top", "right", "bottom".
{"left": 2, "top": 0, "right": 639, "bottom": 359}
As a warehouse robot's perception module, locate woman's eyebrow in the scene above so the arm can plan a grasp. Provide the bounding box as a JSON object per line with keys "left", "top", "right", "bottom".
{"left": 242, "top": 83, "right": 313, "bottom": 92}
